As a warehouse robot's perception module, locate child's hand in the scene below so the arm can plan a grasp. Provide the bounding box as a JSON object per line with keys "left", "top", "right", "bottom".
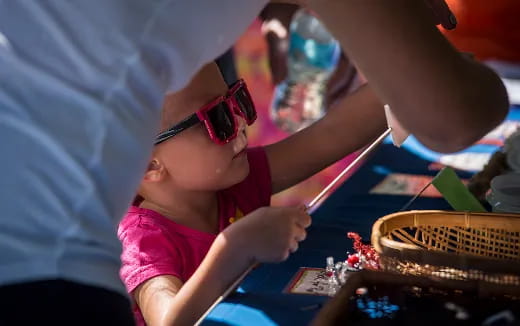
{"left": 223, "top": 205, "right": 311, "bottom": 263}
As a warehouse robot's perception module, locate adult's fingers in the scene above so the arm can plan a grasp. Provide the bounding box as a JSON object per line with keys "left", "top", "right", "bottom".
{"left": 265, "top": 33, "right": 289, "bottom": 85}
{"left": 424, "top": 0, "right": 457, "bottom": 30}
{"left": 325, "top": 54, "right": 358, "bottom": 109}
{"left": 260, "top": 3, "right": 299, "bottom": 85}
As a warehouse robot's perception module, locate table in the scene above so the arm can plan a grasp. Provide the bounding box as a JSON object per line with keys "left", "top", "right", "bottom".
{"left": 202, "top": 106, "right": 519, "bottom": 325}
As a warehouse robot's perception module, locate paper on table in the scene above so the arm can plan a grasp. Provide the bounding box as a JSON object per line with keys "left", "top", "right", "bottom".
{"left": 284, "top": 267, "right": 330, "bottom": 296}
{"left": 370, "top": 173, "right": 443, "bottom": 197}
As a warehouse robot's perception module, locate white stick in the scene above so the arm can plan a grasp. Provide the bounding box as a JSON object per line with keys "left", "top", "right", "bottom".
{"left": 307, "top": 127, "right": 392, "bottom": 209}
{"left": 194, "top": 264, "right": 255, "bottom": 326}
{"left": 196, "top": 127, "right": 392, "bottom": 324}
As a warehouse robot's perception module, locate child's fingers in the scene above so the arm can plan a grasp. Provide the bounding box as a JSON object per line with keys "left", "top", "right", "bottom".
{"left": 297, "top": 211, "right": 312, "bottom": 228}
{"left": 296, "top": 204, "right": 308, "bottom": 212}
{"left": 285, "top": 204, "right": 312, "bottom": 228}
{"left": 294, "top": 227, "right": 307, "bottom": 242}
{"left": 289, "top": 240, "right": 299, "bottom": 254}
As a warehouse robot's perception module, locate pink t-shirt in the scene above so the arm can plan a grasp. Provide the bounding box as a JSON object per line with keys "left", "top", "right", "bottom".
{"left": 118, "top": 147, "right": 272, "bottom": 324}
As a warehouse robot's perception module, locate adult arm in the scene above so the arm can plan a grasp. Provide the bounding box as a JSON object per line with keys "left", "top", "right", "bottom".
{"left": 266, "top": 84, "right": 386, "bottom": 194}
{"left": 301, "top": 0, "right": 509, "bottom": 153}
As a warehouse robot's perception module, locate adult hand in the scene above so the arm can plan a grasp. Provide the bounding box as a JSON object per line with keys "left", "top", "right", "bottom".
{"left": 261, "top": 4, "right": 357, "bottom": 108}
{"left": 424, "top": 0, "right": 457, "bottom": 30}
{"left": 223, "top": 205, "right": 311, "bottom": 263}
{"left": 260, "top": 3, "right": 299, "bottom": 85}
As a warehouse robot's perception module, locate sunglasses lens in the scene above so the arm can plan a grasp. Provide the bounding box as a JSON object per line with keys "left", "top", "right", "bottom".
{"left": 235, "top": 87, "right": 256, "bottom": 123}
{"left": 207, "top": 102, "right": 235, "bottom": 142}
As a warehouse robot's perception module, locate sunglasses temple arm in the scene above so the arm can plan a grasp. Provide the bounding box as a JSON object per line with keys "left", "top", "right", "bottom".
{"left": 154, "top": 114, "right": 200, "bottom": 145}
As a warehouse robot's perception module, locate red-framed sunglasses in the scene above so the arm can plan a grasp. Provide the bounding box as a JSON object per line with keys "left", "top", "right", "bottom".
{"left": 155, "top": 79, "right": 257, "bottom": 145}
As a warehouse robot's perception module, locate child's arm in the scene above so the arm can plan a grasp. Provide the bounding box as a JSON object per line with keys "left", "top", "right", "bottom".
{"left": 134, "top": 275, "right": 184, "bottom": 325}
{"left": 266, "top": 84, "right": 386, "bottom": 194}
{"left": 134, "top": 206, "right": 310, "bottom": 326}
{"left": 301, "top": 0, "right": 509, "bottom": 153}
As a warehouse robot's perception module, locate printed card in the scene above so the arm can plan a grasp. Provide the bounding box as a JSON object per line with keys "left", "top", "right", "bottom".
{"left": 284, "top": 267, "right": 330, "bottom": 296}
{"left": 370, "top": 173, "right": 441, "bottom": 197}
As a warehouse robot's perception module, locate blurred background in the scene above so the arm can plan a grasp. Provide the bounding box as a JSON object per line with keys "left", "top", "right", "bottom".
{"left": 233, "top": 17, "right": 359, "bottom": 207}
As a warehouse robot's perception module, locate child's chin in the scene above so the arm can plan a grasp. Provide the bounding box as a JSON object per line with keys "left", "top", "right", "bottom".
{"left": 230, "top": 163, "right": 250, "bottom": 185}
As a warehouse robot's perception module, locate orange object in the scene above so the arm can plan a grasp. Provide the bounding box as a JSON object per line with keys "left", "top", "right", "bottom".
{"left": 439, "top": 0, "right": 520, "bottom": 63}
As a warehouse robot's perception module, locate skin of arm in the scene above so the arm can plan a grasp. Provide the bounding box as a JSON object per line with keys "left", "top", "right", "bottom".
{"left": 266, "top": 84, "right": 387, "bottom": 194}
{"left": 290, "top": 0, "right": 509, "bottom": 153}
{"left": 133, "top": 206, "right": 310, "bottom": 325}
{"left": 134, "top": 235, "right": 252, "bottom": 326}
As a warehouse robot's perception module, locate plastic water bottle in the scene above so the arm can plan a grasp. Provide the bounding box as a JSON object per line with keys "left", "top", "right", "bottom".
{"left": 270, "top": 9, "right": 340, "bottom": 133}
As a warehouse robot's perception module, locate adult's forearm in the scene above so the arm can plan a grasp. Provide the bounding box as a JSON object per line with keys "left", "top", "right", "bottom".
{"left": 307, "top": 0, "right": 509, "bottom": 152}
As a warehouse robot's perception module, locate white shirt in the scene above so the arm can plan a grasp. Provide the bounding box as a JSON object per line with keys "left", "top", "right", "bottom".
{"left": 0, "top": 0, "right": 267, "bottom": 294}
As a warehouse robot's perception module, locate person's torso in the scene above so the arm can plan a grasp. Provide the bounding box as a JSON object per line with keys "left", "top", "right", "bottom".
{"left": 0, "top": 0, "right": 267, "bottom": 294}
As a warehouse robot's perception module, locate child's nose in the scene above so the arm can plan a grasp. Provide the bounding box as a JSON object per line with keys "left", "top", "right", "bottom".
{"left": 235, "top": 113, "right": 247, "bottom": 133}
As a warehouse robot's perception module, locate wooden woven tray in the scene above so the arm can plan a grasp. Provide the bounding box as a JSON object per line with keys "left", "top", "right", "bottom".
{"left": 371, "top": 210, "right": 520, "bottom": 285}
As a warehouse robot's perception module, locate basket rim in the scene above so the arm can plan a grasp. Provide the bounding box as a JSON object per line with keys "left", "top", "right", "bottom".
{"left": 371, "top": 210, "right": 520, "bottom": 274}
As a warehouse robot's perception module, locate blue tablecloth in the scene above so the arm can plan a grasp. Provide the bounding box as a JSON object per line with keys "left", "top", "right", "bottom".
{"left": 203, "top": 106, "right": 519, "bottom": 326}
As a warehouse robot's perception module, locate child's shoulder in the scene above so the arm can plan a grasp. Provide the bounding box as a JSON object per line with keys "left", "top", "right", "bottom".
{"left": 118, "top": 205, "right": 169, "bottom": 236}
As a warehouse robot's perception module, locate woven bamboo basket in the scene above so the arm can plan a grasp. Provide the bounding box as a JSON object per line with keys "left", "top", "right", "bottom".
{"left": 371, "top": 210, "right": 520, "bottom": 287}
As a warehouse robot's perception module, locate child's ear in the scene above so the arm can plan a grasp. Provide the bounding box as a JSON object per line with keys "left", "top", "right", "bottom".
{"left": 142, "top": 159, "right": 164, "bottom": 182}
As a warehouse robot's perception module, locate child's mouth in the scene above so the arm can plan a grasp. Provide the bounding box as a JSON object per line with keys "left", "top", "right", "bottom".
{"left": 232, "top": 132, "right": 248, "bottom": 158}
{"left": 233, "top": 148, "right": 246, "bottom": 158}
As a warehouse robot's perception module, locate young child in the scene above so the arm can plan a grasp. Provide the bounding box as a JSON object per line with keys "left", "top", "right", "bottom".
{"left": 118, "top": 62, "right": 387, "bottom": 325}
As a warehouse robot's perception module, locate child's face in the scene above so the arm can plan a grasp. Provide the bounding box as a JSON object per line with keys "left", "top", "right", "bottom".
{"left": 154, "top": 63, "right": 250, "bottom": 191}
